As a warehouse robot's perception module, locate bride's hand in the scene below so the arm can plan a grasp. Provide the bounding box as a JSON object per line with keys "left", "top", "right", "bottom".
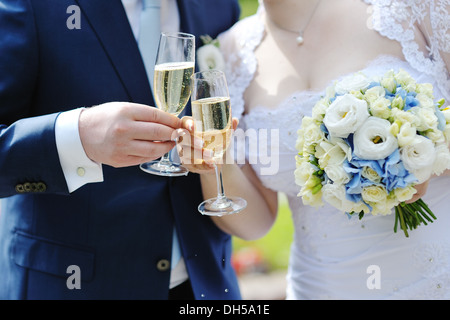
{"left": 176, "top": 116, "right": 239, "bottom": 174}
{"left": 406, "top": 180, "right": 430, "bottom": 204}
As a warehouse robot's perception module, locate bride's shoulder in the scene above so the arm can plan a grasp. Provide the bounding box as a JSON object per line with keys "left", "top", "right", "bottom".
{"left": 217, "top": 10, "right": 265, "bottom": 53}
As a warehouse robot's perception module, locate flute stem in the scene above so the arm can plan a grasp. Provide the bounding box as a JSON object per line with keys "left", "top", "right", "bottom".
{"left": 214, "top": 164, "right": 230, "bottom": 208}
{"left": 159, "top": 152, "right": 171, "bottom": 166}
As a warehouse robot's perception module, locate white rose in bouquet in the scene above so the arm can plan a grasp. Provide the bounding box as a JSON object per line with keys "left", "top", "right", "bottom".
{"left": 303, "top": 121, "right": 326, "bottom": 147}
{"left": 394, "top": 69, "right": 416, "bottom": 88}
{"left": 334, "top": 73, "right": 371, "bottom": 95}
{"left": 400, "top": 135, "right": 436, "bottom": 183}
{"left": 294, "top": 159, "right": 314, "bottom": 187}
{"left": 311, "top": 98, "right": 328, "bottom": 121}
{"left": 315, "top": 138, "right": 351, "bottom": 168}
{"left": 413, "top": 107, "right": 439, "bottom": 131}
{"left": 363, "top": 86, "right": 385, "bottom": 104}
{"left": 353, "top": 117, "right": 398, "bottom": 160}
{"left": 323, "top": 94, "right": 370, "bottom": 138}
{"left": 324, "top": 164, "right": 351, "bottom": 185}
{"left": 432, "top": 142, "right": 450, "bottom": 176}
{"left": 394, "top": 186, "right": 417, "bottom": 202}
{"left": 396, "top": 122, "right": 417, "bottom": 147}
{"left": 322, "top": 184, "right": 369, "bottom": 214}
{"left": 380, "top": 71, "right": 396, "bottom": 93}
{"left": 369, "top": 97, "right": 391, "bottom": 119}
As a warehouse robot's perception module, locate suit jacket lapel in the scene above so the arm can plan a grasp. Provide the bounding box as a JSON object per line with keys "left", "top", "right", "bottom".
{"left": 177, "top": 0, "right": 198, "bottom": 34}
{"left": 176, "top": 0, "right": 227, "bottom": 48}
{"left": 74, "top": 0, "right": 153, "bottom": 104}
{"left": 177, "top": 0, "right": 205, "bottom": 46}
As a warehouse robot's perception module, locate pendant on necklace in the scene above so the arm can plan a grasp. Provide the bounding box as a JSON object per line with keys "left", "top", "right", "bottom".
{"left": 296, "top": 31, "right": 305, "bottom": 45}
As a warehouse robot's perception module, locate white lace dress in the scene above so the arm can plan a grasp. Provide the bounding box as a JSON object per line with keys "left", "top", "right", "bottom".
{"left": 219, "top": 0, "right": 450, "bottom": 299}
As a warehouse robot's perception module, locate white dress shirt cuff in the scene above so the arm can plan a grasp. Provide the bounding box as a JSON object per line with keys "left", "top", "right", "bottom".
{"left": 55, "top": 108, "right": 104, "bottom": 193}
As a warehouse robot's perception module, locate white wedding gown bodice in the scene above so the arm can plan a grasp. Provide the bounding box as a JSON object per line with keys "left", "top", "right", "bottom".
{"left": 218, "top": 0, "right": 450, "bottom": 299}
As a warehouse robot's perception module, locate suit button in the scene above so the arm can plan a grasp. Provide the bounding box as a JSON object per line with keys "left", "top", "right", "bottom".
{"left": 15, "top": 184, "right": 25, "bottom": 193}
{"left": 36, "top": 182, "right": 47, "bottom": 192}
{"left": 156, "top": 259, "right": 170, "bottom": 271}
{"left": 30, "top": 182, "right": 38, "bottom": 192}
{"left": 23, "top": 182, "right": 32, "bottom": 192}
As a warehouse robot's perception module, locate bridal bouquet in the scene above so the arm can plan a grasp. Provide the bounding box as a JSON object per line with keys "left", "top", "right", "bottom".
{"left": 294, "top": 69, "right": 450, "bottom": 237}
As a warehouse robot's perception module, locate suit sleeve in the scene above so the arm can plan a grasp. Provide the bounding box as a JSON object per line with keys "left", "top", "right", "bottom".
{"left": 0, "top": 0, "right": 69, "bottom": 197}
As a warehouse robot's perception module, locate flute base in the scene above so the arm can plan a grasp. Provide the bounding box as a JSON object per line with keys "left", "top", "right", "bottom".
{"left": 140, "top": 161, "right": 189, "bottom": 177}
{"left": 198, "top": 196, "right": 247, "bottom": 216}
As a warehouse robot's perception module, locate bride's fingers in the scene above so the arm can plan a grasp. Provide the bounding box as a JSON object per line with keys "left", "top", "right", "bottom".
{"left": 177, "top": 145, "right": 216, "bottom": 174}
{"left": 232, "top": 117, "right": 239, "bottom": 131}
{"left": 406, "top": 180, "right": 430, "bottom": 204}
{"left": 180, "top": 116, "right": 238, "bottom": 133}
{"left": 176, "top": 131, "right": 204, "bottom": 149}
{"left": 180, "top": 116, "right": 194, "bottom": 132}
{"left": 177, "top": 142, "right": 214, "bottom": 164}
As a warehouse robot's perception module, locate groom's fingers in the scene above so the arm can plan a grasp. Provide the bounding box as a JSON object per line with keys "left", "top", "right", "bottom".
{"left": 127, "top": 140, "right": 176, "bottom": 158}
{"left": 131, "top": 104, "right": 182, "bottom": 128}
{"left": 79, "top": 102, "right": 182, "bottom": 167}
{"left": 177, "top": 142, "right": 214, "bottom": 163}
{"left": 132, "top": 121, "right": 178, "bottom": 142}
{"left": 114, "top": 141, "right": 176, "bottom": 167}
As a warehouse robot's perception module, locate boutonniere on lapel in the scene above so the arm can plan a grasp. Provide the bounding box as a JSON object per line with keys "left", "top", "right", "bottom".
{"left": 196, "top": 35, "right": 225, "bottom": 72}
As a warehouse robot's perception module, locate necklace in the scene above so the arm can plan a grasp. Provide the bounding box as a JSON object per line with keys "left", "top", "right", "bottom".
{"left": 270, "top": 0, "right": 323, "bottom": 45}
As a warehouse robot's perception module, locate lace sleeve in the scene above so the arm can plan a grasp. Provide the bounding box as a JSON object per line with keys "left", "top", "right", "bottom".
{"left": 367, "top": 0, "right": 450, "bottom": 99}
{"left": 217, "top": 8, "right": 265, "bottom": 123}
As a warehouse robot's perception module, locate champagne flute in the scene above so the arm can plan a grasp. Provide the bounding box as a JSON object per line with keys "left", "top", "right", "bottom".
{"left": 191, "top": 70, "right": 247, "bottom": 216}
{"left": 140, "top": 32, "right": 195, "bottom": 176}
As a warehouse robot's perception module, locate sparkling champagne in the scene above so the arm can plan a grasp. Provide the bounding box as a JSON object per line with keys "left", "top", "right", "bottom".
{"left": 154, "top": 62, "right": 195, "bottom": 115}
{"left": 192, "top": 97, "right": 232, "bottom": 161}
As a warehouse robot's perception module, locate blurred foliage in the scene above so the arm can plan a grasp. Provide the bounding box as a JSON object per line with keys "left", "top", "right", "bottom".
{"left": 232, "top": 195, "right": 294, "bottom": 273}
{"left": 238, "top": 0, "right": 259, "bottom": 19}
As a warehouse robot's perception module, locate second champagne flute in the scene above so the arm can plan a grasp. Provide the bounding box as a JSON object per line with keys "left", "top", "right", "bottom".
{"left": 191, "top": 70, "right": 247, "bottom": 216}
{"left": 140, "top": 32, "right": 195, "bottom": 176}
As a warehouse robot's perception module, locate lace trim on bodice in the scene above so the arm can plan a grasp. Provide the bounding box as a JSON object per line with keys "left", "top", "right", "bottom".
{"left": 366, "top": 0, "right": 450, "bottom": 101}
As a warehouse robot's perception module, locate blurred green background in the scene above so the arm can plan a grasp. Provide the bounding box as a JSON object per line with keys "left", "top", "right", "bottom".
{"left": 238, "top": 0, "right": 259, "bottom": 19}
{"left": 231, "top": 0, "right": 294, "bottom": 276}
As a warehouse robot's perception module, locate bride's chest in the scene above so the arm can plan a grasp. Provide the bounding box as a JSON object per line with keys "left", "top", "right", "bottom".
{"left": 242, "top": 91, "right": 318, "bottom": 154}
{"left": 243, "top": 21, "right": 404, "bottom": 114}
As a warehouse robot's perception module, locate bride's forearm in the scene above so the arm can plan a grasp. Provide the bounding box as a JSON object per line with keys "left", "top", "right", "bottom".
{"left": 200, "top": 163, "right": 278, "bottom": 241}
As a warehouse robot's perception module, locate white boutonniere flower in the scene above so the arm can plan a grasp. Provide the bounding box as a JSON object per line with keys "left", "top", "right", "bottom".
{"left": 197, "top": 35, "right": 225, "bottom": 72}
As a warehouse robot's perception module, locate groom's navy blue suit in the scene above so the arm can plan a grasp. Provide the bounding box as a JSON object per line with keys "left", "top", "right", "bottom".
{"left": 0, "top": 0, "right": 241, "bottom": 299}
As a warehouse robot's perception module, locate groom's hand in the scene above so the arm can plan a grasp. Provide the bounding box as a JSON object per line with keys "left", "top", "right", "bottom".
{"left": 79, "top": 102, "right": 181, "bottom": 168}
